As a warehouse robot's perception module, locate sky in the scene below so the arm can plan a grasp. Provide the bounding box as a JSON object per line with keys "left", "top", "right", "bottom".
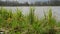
{"left": 19, "top": 0, "right": 49, "bottom": 3}
{"left": 1, "top": 0, "right": 49, "bottom": 3}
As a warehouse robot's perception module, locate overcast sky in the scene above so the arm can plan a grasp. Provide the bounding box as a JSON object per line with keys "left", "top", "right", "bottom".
{"left": 1, "top": 0, "right": 49, "bottom": 3}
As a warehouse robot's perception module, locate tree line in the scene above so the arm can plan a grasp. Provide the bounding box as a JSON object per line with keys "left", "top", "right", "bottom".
{"left": 0, "top": 0, "right": 60, "bottom": 6}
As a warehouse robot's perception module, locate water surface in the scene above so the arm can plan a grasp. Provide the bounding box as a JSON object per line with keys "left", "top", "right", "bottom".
{"left": 0, "top": 6, "right": 60, "bottom": 21}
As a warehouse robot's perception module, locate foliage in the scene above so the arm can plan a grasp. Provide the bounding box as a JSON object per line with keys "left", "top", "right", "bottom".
{"left": 0, "top": 7, "right": 60, "bottom": 34}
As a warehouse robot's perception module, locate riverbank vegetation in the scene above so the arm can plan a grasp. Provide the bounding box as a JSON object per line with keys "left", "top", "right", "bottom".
{"left": 0, "top": 7, "right": 60, "bottom": 34}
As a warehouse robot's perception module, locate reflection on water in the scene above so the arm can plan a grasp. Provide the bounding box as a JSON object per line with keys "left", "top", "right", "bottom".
{"left": 0, "top": 6, "right": 60, "bottom": 21}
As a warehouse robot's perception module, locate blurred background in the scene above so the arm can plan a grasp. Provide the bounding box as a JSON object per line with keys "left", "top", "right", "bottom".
{"left": 0, "top": 0, "right": 60, "bottom": 6}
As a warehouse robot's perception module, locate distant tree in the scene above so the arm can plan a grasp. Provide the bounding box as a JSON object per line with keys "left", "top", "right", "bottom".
{"left": 24, "top": 2, "right": 29, "bottom": 6}
{"left": 50, "top": 0, "right": 60, "bottom": 5}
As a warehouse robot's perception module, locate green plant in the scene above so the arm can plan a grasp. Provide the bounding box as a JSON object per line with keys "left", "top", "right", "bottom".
{"left": 0, "top": 7, "right": 60, "bottom": 34}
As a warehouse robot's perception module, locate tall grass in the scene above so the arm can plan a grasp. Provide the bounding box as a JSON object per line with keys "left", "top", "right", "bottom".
{"left": 0, "top": 7, "right": 60, "bottom": 34}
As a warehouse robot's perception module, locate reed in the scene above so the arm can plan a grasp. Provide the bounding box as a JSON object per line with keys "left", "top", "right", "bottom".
{"left": 0, "top": 7, "right": 60, "bottom": 34}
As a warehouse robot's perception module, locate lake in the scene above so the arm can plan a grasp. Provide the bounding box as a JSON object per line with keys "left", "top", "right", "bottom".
{"left": 0, "top": 6, "right": 60, "bottom": 21}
